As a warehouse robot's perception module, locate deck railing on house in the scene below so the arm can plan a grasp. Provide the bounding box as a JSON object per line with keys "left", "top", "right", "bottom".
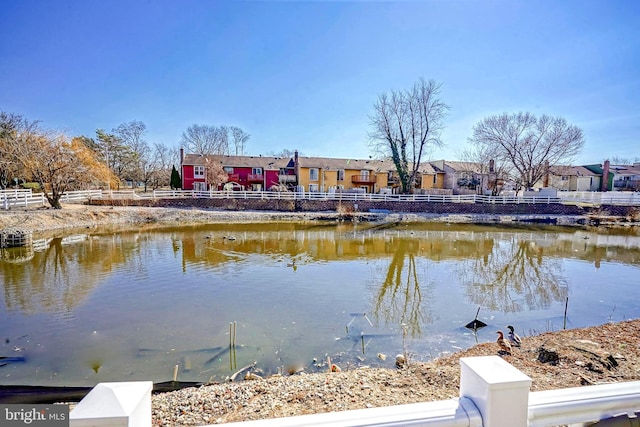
{"left": 68, "top": 356, "right": 640, "bottom": 427}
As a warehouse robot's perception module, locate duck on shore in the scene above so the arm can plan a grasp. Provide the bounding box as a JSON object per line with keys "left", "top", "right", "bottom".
{"left": 507, "top": 325, "right": 522, "bottom": 348}
{"left": 496, "top": 331, "right": 512, "bottom": 355}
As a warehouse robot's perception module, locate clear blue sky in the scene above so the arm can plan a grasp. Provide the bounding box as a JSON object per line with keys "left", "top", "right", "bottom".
{"left": 1, "top": 0, "right": 638, "bottom": 164}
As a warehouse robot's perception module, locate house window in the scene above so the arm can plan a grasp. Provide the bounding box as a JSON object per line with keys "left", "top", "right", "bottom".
{"left": 309, "top": 184, "right": 319, "bottom": 192}
{"left": 561, "top": 176, "right": 569, "bottom": 181}
{"left": 361, "top": 170, "right": 370, "bottom": 179}
{"left": 309, "top": 168, "right": 319, "bottom": 181}
{"left": 433, "top": 175, "right": 437, "bottom": 184}
{"left": 223, "top": 167, "right": 234, "bottom": 173}
{"left": 193, "top": 182, "right": 207, "bottom": 191}
{"left": 194, "top": 166, "right": 205, "bottom": 178}
{"left": 337, "top": 169, "right": 345, "bottom": 181}
{"left": 252, "top": 167, "right": 263, "bottom": 175}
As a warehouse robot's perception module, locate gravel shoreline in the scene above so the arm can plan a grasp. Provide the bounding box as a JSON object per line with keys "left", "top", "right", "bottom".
{"left": 150, "top": 319, "right": 640, "bottom": 426}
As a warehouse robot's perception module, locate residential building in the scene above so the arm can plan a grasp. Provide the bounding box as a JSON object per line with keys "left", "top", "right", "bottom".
{"left": 295, "top": 154, "right": 396, "bottom": 193}
{"left": 610, "top": 163, "right": 640, "bottom": 191}
{"left": 429, "top": 160, "right": 492, "bottom": 194}
{"left": 539, "top": 166, "right": 602, "bottom": 192}
{"left": 182, "top": 149, "right": 619, "bottom": 195}
{"left": 180, "top": 152, "right": 294, "bottom": 191}
{"left": 418, "top": 162, "right": 446, "bottom": 190}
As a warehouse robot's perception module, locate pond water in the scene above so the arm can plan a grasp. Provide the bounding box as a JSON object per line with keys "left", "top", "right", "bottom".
{"left": 1, "top": 222, "right": 639, "bottom": 387}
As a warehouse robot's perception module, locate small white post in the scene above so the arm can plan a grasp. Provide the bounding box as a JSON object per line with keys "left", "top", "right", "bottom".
{"left": 70, "top": 381, "right": 153, "bottom": 427}
{"left": 460, "top": 356, "right": 532, "bottom": 427}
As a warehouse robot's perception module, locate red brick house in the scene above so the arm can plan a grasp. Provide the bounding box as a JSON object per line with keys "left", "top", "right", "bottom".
{"left": 180, "top": 151, "right": 296, "bottom": 191}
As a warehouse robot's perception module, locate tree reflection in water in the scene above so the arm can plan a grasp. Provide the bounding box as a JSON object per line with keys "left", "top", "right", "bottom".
{"left": 458, "top": 237, "right": 568, "bottom": 313}
{"left": 371, "top": 239, "right": 433, "bottom": 338}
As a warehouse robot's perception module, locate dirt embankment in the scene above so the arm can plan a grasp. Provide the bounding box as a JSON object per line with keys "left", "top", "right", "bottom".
{"left": 1, "top": 203, "right": 639, "bottom": 235}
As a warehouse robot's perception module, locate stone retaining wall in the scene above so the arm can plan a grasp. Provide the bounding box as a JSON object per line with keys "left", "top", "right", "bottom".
{"left": 89, "top": 198, "right": 600, "bottom": 216}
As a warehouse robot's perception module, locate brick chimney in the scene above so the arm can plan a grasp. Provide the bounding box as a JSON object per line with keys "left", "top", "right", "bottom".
{"left": 601, "top": 160, "right": 610, "bottom": 192}
{"left": 543, "top": 161, "right": 550, "bottom": 187}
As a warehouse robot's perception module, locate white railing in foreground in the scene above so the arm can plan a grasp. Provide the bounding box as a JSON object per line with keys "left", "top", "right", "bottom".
{"left": 528, "top": 381, "right": 640, "bottom": 427}
{"left": 69, "top": 356, "right": 640, "bottom": 427}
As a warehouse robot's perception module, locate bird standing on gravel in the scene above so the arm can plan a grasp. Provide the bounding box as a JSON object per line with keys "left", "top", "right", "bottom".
{"left": 507, "top": 325, "right": 522, "bottom": 348}
{"left": 496, "top": 331, "right": 512, "bottom": 355}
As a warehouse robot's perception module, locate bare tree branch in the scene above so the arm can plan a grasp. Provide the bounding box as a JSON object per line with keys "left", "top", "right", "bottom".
{"left": 230, "top": 126, "right": 250, "bottom": 156}
{"left": 369, "top": 78, "right": 449, "bottom": 193}
{"left": 181, "top": 124, "right": 230, "bottom": 156}
{"left": 468, "top": 112, "right": 584, "bottom": 190}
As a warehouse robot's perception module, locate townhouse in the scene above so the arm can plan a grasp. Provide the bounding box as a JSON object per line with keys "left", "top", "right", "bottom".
{"left": 180, "top": 149, "right": 637, "bottom": 195}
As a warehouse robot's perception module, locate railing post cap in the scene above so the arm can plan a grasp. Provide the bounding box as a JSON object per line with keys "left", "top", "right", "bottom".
{"left": 70, "top": 381, "right": 152, "bottom": 419}
{"left": 460, "top": 355, "right": 532, "bottom": 388}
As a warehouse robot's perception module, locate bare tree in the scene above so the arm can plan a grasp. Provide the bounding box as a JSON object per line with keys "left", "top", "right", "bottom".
{"left": 0, "top": 112, "right": 36, "bottom": 188}
{"left": 230, "top": 126, "right": 250, "bottom": 156}
{"left": 181, "top": 124, "right": 230, "bottom": 155}
{"left": 267, "top": 148, "right": 300, "bottom": 158}
{"left": 204, "top": 157, "right": 228, "bottom": 190}
{"left": 468, "top": 112, "right": 584, "bottom": 190}
{"left": 148, "top": 142, "right": 175, "bottom": 189}
{"left": 369, "top": 78, "right": 449, "bottom": 193}
{"left": 96, "top": 129, "right": 135, "bottom": 188}
{"left": 458, "top": 145, "right": 512, "bottom": 195}
{"left": 113, "top": 120, "right": 153, "bottom": 190}
{"left": 15, "top": 129, "right": 116, "bottom": 208}
{"left": 609, "top": 156, "right": 640, "bottom": 165}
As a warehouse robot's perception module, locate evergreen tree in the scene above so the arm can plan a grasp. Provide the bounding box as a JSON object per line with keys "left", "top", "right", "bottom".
{"left": 170, "top": 165, "right": 181, "bottom": 189}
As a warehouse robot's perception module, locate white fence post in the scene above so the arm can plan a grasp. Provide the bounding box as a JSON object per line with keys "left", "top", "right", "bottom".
{"left": 460, "top": 356, "right": 532, "bottom": 427}
{"left": 69, "top": 381, "right": 152, "bottom": 427}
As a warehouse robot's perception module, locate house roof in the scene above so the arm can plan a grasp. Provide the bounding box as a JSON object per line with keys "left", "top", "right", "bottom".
{"left": 183, "top": 154, "right": 291, "bottom": 170}
{"left": 549, "top": 165, "right": 599, "bottom": 177}
{"left": 418, "top": 163, "right": 442, "bottom": 174}
{"left": 609, "top": 164, "right": 640, "bottom": 176}
{"left": 296, "top": 156, "right": 397, "bottom": 172}
{"left": 434, "top": 160, "right": 486, "bottom": 173}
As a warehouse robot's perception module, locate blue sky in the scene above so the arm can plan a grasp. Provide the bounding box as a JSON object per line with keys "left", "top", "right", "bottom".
{"left": 1, "top": 0, "right": 638, "bottom": 164}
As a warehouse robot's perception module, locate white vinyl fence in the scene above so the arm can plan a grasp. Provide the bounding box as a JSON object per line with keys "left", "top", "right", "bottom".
{"left": 151, "top": 190, "right": 563, "bottom": 205}
{"left": 0, "top": 189, "right": 45, "bottom": 209}
{"left": 3, "top": 189, "right": 639, "bottom": 209}
{"left": 60, "top": 190, "right": 103, "bottom": 203}
{"left": 558, "top": 191, "right": 640, "bottom": 206}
